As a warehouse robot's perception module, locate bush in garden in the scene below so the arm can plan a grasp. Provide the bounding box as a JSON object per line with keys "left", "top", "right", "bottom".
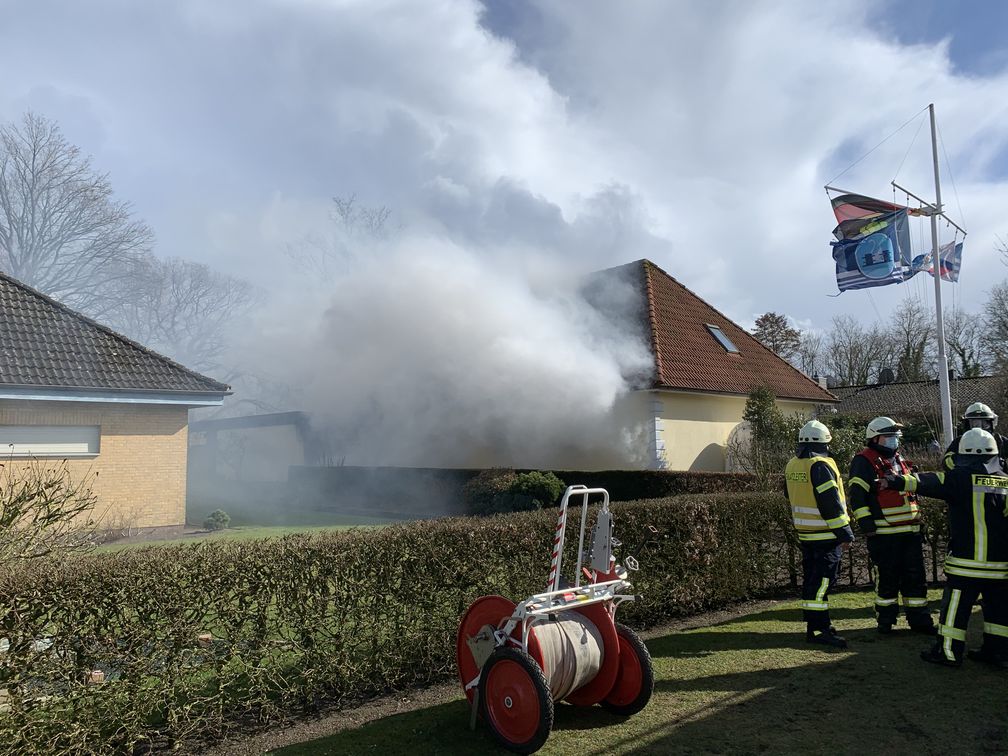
{"left": 202, "top": 509, "right": 231, "bottom": 531}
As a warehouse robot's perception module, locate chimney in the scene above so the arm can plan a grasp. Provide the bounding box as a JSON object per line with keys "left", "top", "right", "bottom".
{"left": 816, "top": 375, "right": 828, "bottom": 389}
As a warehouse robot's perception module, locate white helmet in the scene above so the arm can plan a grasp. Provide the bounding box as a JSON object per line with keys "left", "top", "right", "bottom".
{"left": 798, "top": 420, "right": 832, "bottom": 444}
{"left": 865, "top": 416, "right": 904, "bottom": 440}
{"left": 963, "top": 402, "right": 998, "bottom": 429}
{"left": 959, "top": 427, "right": 999, "bottom": 456}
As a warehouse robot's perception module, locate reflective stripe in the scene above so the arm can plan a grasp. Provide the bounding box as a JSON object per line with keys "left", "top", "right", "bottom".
{"left": 904, "top": 475, "right": 918, "bottom": 492}
{"left": 815, "top": 578, "right": 830, "bottom": 602}
{"left": 816, "top": 479, "right": 838, "bottom": 494}
{"left": 974, "top": 491, "right": 988, "bottom": 562}
{"left": 798, "top": 532, "right": 837, "bottom": 542}
{"left": 903, "top": 597, "right": 929, "bottom": 607}
{"left": 824, "top": 515, "right": 850, "bottom": 528}
{"left": 853, "top": 506, "right": 872, "bottom": 519}
{"left": 793, "top": 506, "right": 822, "bottom": 515}
{"left": 849, "top": 476, "right": 871, "bottom": 492}
{"left": 871, "top": 524, "right": 921, "bottom": 535}
{"left": 984, "top": 622, "right": 1008, "bottom": 638}
{"left": 874, "top": 596, "right": 898, "bottom": 606}
{"left": 946, "top": 555, "right": 1008, "bottom": 570}
{"left": 943, "top": 589, "right": 963, "bottom": 661}
{"left": 944, "top": 564, "right": 1008, "bottom": 580}
{"left": 881, "top": 505, "right": 917, "bottom": 516}
{"left": 800, "top": 601, "right": 829, "bottom": 611}
{"left": 938, "top": 624, "right": 966, "bottom": 641}
{"left": 935, "top": 472, "right": 946, "bottom": 484}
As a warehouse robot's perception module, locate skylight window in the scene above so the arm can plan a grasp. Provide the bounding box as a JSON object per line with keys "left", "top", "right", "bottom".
{"left": 706, "top": 324, "right": 739, "bottom": 353}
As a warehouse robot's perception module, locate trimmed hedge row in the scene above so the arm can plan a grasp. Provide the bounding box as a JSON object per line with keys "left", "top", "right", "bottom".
{"left": 0, "top": 492, "right": 947, "bottom": 754}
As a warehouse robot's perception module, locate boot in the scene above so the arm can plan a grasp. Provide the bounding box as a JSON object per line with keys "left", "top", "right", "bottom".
{"left": 877, "top": 622, "right": 894, "bottom": 635}
{"left": 967, "top": 648, "right": 1008, "bottom": 670}
{"left": 807, "top": 629, "right": 848, "bottom": 649}
{"left": 910, "top": 621, "right": 937, "bottom": 636}
{"left": 920, "top": 647, "right": 961, "bottom": 667}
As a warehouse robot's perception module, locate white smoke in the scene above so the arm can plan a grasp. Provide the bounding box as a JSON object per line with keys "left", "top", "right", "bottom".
{"left": 237, "top": 226, "right": 655, "bottom": 469}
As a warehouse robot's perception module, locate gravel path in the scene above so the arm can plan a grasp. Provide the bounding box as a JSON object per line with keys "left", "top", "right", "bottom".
{"left": 198, "top": 598, "right": 784, "bottom": 756}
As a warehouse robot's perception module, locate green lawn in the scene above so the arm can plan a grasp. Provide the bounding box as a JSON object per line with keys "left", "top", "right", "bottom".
{"left": 273, "top": 589, "right": 1008, "bottom": 755}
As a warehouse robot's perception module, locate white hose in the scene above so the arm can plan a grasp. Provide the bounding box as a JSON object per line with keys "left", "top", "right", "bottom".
{"left": 531, "top": 613, "right": 604, "bottom": 700}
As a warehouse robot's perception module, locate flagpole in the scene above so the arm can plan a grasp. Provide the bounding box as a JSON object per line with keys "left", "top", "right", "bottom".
{"left": 928, "top": 103, "right": 955, "bottom": 447}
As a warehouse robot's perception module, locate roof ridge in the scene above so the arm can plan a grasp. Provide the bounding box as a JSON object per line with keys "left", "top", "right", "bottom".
{"left": 0, "top": 269, "right": 230, "bottom": 393}
{"left": 640, "top": 259, "right": 836, "bottom": 401}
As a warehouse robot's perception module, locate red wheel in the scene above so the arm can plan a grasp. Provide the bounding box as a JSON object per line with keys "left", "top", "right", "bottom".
{"left": 479, "top": 647, "right": 553, "bottom": 754}
{"left": 456, "top": 595, "right": 517, "bottom": 703}
{"left": 601, "top": 623, "right": 653, "bottom": 716}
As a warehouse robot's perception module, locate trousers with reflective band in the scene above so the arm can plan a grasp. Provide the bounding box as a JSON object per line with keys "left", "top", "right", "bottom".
{"left": 858, "top": 448, "right": 919, "bottom": 526}
{"left": 786, "top": 456, "right": 846, "bottom": 537}
{"left": 931, "top": 575, "right": 1008, "bottom": 662}
{"left": 801, "top": 542, "right": 842, "bottom": 632}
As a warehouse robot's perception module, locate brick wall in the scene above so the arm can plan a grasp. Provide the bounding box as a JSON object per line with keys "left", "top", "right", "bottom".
{"left": 0, "top": 400, "right": 189, "bottom": 529}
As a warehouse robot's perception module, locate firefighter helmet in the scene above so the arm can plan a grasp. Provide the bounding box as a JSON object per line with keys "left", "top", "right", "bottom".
{"left": 958, "top": 427, "right": 999, "bottom": 456}
{"left": 865, "top": 416, "right": 904, "bottom": 440}
{"left": 963, "top": 402, "right": 998, "bottom": 429}
{"left": 798, "top": 420, "right": 831, "bottom": 444}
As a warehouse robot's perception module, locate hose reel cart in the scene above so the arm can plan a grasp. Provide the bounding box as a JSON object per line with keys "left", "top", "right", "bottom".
{"left": 456, "top": 485, "right": 654, "bottom": 753}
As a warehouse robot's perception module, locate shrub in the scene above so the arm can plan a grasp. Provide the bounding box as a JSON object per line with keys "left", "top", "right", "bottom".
{"left": 461, "top": 468, "right": 517, "bottom": 514}
{"left": 202, "top": 509, "right": 231, "bottom": 531}
{"left": 0, "top": 491, "right": 951, "bottom": 753}
{"left": 503, "top": 471, "right": 565, "bottom": 512}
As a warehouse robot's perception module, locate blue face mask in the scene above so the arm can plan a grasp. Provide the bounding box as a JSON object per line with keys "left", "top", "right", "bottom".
{"left": 879, "top": 436, "right": 900, "bottom": 451}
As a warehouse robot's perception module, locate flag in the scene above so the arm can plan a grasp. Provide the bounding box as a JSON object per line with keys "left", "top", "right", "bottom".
{"left": 932, "top": 240, "right": 963, "bottom": 282}
{"left": 830, "top": 192, "right": 920, "bottom": 241}
{"left": 831, "top": 208, "right": 912, "bottom": 292}
{"left": 908, "top": 240, "right": 964, "bottom": 283}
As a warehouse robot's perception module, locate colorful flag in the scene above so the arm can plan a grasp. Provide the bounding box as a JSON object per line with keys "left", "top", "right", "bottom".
{"left": 831, "top": 209, "right": 912, "bottom": 292}
{"left": 932, "top": 240, "right": 963, "bottom": 282}
{"left": 908, "top": 240, "right": 964, "bottom": 283}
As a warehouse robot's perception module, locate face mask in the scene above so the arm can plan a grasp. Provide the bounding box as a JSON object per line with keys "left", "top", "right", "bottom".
{"left": 969, "top": 419, "right": 992, "bottom": 431}
{"left": 879, "top": 436, "right": 900, "bottom": 451}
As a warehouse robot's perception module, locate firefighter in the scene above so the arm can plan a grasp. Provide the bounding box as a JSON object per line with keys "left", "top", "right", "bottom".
{"left": 848, "top": 416, "right": 934, "bottom": 634}
{"left": 943, "top": 402, "right": 1008, "bottom": 470}
{"left": 879, "top": 428, "right": 1008, "bottom": 667}
{"left": 785, "top": 420, "right": 854, "bottom": 649}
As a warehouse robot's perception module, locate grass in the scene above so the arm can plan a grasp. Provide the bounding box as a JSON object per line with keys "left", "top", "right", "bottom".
{"left": 271, "top": 588, "right": 1008, "bottom": 755}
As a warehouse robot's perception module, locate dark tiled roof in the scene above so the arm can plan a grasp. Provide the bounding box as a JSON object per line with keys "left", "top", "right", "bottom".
{"left": 0, "top": 271, "right": 230, "bottom": 395}
{"left": 587, "top": 260, "right": 836, "bottom": 402}
{"left": 833, "top": 375, "right": 1005, "bottom": 420}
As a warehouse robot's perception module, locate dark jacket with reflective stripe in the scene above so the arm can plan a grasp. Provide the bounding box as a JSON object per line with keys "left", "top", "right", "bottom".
{"left": 785, "top": 445, "right": 854, "bottom": 545}
{"left": 848, "top": 444, "right": 920, "bottom": 535}
{"left": 890, "top": 459, "right": 1008, "bottom": 580}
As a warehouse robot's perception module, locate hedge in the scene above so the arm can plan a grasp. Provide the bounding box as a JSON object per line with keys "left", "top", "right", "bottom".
{"left": 0, "top": 492, "right": 947, "bottom": 754}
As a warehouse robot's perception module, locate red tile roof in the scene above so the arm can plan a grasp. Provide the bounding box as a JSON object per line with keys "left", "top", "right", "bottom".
{"left": 593, "top": 260, "right": 836, "bottom": 403}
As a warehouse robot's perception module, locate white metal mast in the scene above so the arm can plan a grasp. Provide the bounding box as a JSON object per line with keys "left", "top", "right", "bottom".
{"left": 927, "top": 103, "right": 955, "bottom": 448}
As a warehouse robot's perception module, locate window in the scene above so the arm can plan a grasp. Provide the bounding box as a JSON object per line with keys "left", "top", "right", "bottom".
{"left": 706, "top": 324, "right": 739, "bottom": 353}
{"left": 0, "top": 426, "right": 100, "bottom": 457}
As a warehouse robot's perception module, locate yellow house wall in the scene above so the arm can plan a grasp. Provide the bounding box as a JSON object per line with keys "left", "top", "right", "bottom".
{"left": 653, "top": 391, "right": 822, "bottom": 471}
{"left": 0, "top": 400, "right": 189, "bottom": 529}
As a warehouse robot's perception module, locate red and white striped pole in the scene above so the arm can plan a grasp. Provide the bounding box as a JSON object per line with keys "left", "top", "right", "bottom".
{"left": 546, "top": 492, "right": 569, "bottom": 592}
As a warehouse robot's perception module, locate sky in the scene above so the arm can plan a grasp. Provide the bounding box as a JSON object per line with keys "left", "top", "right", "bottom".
{"left": 2, "top": 0, "right": 1008, "bottom": 465}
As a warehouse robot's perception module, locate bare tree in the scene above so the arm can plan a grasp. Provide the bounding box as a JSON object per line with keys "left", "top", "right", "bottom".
{"left": 986, "top": 279, "right": 1008, "bottom": 371}
{"left": 0, "top": 459, "right": 100, "bottom": 566}
{"left": 824, "top": 315, "right": 894, "bottom": 386}
{"left": 945, "top": 306, "right": 986, "bottom": 378}
{"left": 0, "top": 112, "right": 153, "bottom": 317}
{"left": 892, "top": 296, "right": 935, "bottom": 382}
{"left": 106, "top": 254, "right": 257, "bottom": 378}
{"left": 751, "top": 312, "right": 801, "bottom": 361}
{"left": 285, "top": 194, "right": 393, "bottom": 282}
{"left": 795, "top": 330, "right": 823, "bottom": 378}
